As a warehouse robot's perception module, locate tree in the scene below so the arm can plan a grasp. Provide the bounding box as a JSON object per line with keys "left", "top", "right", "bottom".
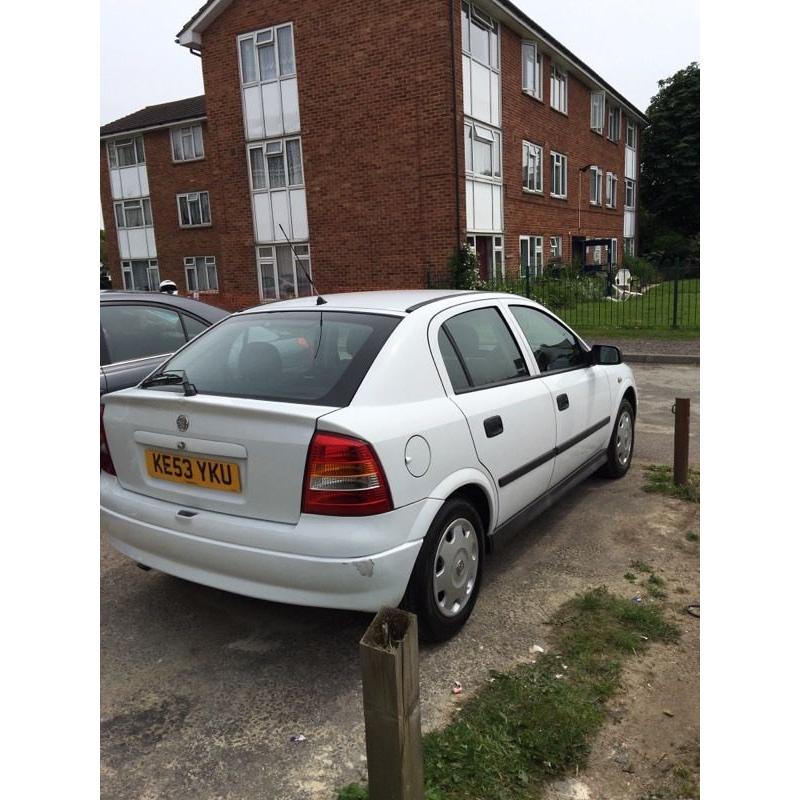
{"left": 100, "top": 229, "right": 112, "bottom": 289}
{"left": 639, "top": 62, "right": 699, "bottom": 263}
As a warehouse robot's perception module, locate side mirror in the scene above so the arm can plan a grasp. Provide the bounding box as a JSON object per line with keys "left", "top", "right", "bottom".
{"left": 590, "top": 344, "right": 623, "bottom": 365}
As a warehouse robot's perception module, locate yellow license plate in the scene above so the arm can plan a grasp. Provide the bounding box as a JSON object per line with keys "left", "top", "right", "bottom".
{"left": 145, "top": 449, "right": 242, "bottom": 493}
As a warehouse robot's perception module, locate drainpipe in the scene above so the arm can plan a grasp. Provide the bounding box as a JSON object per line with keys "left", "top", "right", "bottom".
{"left": 450, "top": 0, "right": 462, "bottom": 249}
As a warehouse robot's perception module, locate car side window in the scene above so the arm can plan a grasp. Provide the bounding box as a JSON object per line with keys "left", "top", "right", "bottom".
{"left": 181, "top": 313, "right": 208, "bottom": 341}
{"left": 101, "top": 305, "right": 188, "bottom": 364}
{"left": 510, "top": 305, "right": 586, "bottom": 373}
{"left": 440, "top": 307, "right": 528, "bottom": 390}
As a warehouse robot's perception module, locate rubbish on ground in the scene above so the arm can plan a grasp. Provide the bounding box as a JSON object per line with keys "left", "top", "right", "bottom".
{"left": 451, "top": 681, "right": 463, "bottom": 695}
{"left": 290, "top": 734, "right": 308, "bottom": 743}
{"left": 555, "top": 674, "right": 564, "bottom": 679}
{"left": 662, "top": 710, "right": 675, "bottom": 718}
{"left": 686, "top": 603, "right": 700, "bottom": 618}
{"left": 529, "top": 644, "right": 545, "bottom": 655}
{"left": 631, "top": 595, "right": 643, "bottom": 604}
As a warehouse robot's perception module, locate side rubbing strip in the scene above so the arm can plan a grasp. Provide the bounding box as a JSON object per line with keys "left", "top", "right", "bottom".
{"left": 497, "top": 416, "right": 612, "bottom": 488}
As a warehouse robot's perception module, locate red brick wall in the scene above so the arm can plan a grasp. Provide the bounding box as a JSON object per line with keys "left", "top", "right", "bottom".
{"left": 197, "top": 0, "right": 464, "bottom": 307}
{"left": 499, "top": 23, "right": 629, "bottom": 275}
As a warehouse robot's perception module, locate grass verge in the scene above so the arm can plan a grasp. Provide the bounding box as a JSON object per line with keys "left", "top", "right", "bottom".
{"left": 642, "top": 464, "right": 700, "bottom": 503}
{"left": 338, "top": 587, "right": 679, "bottom": 800}
{"left": 574, "top": 326, "right": 699, "bottom": 342}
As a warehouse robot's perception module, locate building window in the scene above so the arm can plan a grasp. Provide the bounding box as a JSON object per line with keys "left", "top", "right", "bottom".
{"left": 461, "top": 2, "right": 499, "bottom": 69}
{"left": 171, "top": 124, "right": 204, "bottom": 161}
{"left": 550, "top": 65, "right": 568, "bottom": 113}
{"left": 248, "top": 138, "right": 304, "bottom": 191}
{"left": 625, "top": 179, "right": 636, "bottom": 209}
{"left": 257, "top": 244, "right": 312, "bottom": 301}
{"left": 610, "top": 238, "right": 618, "bottom": 267}
{"left": 465, "top": 122, "right": 501, "bottom": 179}
{"left": 239, "top": 24, "right": 296, "bottom": 86}
{"left": 607, "top": 106, "right": 621, "bottom": 142}
{"left": 550, "top": 151, "right": 567, "bottom": 198}
{"left": 590, "top": 91, "right": 605, "bottom": 133}
{"left": 520, "top": 235, "right": 544, "bottom": 277}
{"left": 550, "top": 236, "right": 563, "bottom": 263}
{"left": 521, "top": 42, "right": 542, "bottom": 99}
{"left": 626, "top": 121, "right": 637, "bottom": 149}
{"left": 606, "top": 172, "right": 618, "bottom": 208}
{"left": 184, "top": 256, "right": 218, "bottom": 293}
{"left": 624, "top": 237, "right": 635, "bottom": 257}
{"left": 589, "top": 166, "right": 603, "bottom": 205}
{"left": 107, "top": 136, "right": 145, "bottom": 168}
{"left": 121, "top": 259, "right": 159, "bottom": 291}
{"left": 177, "top": 191, "right": 211, "bottom": 227}
{"left": 522, "top": 141, "right": 543, "bottom": 193}
{"left": 113, "top": 198, "right": 152, "bottom": 229}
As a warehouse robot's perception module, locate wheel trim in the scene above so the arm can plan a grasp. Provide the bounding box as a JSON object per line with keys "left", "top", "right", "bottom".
{"left": 432, "top": 517, "right": 479, "bottom": 618}
{"left": 616, "top": 410, "right": 633, "bottom": 466}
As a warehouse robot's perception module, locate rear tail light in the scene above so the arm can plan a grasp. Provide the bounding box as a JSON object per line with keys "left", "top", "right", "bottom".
{"left": 100, "top": 405, "right": 116, "bottom": 476}
{"left": 302, "top": 432, "right": 393, "bottom": 516}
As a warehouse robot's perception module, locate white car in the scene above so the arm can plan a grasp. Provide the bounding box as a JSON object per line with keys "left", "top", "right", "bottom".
{"left": 100, "top": 290, "right": 636, "bottom": 641}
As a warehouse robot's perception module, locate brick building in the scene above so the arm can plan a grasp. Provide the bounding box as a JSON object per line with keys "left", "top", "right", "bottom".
{"left": 100, "top": 0, "right": 647, "bottom": 311}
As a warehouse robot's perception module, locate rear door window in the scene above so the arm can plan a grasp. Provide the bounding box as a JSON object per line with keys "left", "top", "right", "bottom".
{"left": 158, "top": 311, "right": 401, "bottom": 406}
{"left": 509, "top": 305, "right": 586, "bottom": 372}
{"left": 101, "top": 304, "right": 188, "bottom": 364}
{"left": 440, "top": 307, "right": 528, "bottom": 390}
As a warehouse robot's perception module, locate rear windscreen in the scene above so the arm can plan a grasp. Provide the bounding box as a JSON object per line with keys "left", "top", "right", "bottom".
{"left": 153, "top": 310, "right": 401, "bottom": 406}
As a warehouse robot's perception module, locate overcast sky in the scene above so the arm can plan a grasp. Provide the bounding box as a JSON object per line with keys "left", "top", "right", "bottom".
{"left": 101, "top": 0, "right": 699, "bottom": 124}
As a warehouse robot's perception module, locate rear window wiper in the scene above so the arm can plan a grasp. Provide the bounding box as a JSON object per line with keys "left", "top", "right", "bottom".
{"left": 141, "top": 369, "right": 197, "bottom": 396}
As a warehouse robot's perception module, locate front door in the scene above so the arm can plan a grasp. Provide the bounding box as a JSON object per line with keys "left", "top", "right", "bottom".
{"left": 431, "top": 302, "right": 557, "bottom": 526}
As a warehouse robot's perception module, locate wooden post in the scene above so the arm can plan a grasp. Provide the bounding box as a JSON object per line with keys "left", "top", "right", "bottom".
{"left": 673, "top": 397, "right": 691, "bottom": 486}
{"left": 359, "top": 607, "right": 424, "bottom": 800}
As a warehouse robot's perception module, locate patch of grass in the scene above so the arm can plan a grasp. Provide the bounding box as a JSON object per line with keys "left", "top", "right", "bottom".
{"left": 642, "top": 464, "right": 700, "bottom": 503}
{"left": 644, "top": 574, "right": 667, "bottom": 600}
{"left": 639, "top": 746, "right": 699, "bottom": 799}
{"left": 685, "top": 531, "right": 699, "bottom": 543}
{"left": 574, "top": 326, "right": 699, "bottom": 342}
{"left": 629, "top": 559, "right": 654, "bottom": 574}
{"left": 624, "top": 572, "right": 637, "bottom": 583}
{"left": 339, "top": 588, "right": 679, "bottom": 800}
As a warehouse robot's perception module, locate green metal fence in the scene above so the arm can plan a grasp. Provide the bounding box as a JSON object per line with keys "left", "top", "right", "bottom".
{"left": 429, "top": 262, "right": 700, "bottom": 332}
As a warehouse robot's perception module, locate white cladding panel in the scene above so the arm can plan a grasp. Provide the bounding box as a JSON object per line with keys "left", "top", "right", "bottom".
{"left": 110, "top": 170, "right": 123, "bottom": 200}
{"left": 262, "top": 81, "right": 283, "bottom": 138}
{"left": 119, "top": 166, "right": 146, "bottom": 199}
{"left": 471, "top": 62, "right": 491, "bottom": 123}
{"left": 280, "top": 78, "right": 300, "bottom": 134}
{"left": 244, "top": 85, "right": 266, "bottom": 140}
{"left": 466, "top": 180, "right": 475, "bottom": 230}
{"left": 253, "top": 192, "right": 273, "bottom": 242}
{"left": 472, "top": 180, "right": 493, "bottom": 231}
{"left": 138, "top": 165, "right": 149, "bottom": 196}
{"left": 462, "top": 55, "right": 471, "bottom": 115}
{"left": 624, "top": 210, "right": 636, "bottom": 238}
{"left": 145, "top": 227, "right": 157, "bottom": 255}
{"left": 492, "top": 184, "right": 502, "bottom": 230}
{"left": 625, "top": 147, "right": 637, "bottom": 179}
{"left": 489, "top": 71, "right": 500, "bottom": 127}
{"left": 117, "top": 230, "right": 129, "bottom": 259}
{"left": 271, "top": 191, "right": 291, "bottom": 239}
{"left": 289, "top": 189, "right": 308, "bottom": 239}
{"left": 117, "top": 227, "right": 157, "bottom": 260}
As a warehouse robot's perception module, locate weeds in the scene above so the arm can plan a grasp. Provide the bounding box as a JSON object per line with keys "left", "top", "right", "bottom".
{"left": 643, "top": 464, "right": 700, "bottom": 503}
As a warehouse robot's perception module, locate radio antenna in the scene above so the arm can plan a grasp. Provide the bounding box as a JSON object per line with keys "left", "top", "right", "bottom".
{"left": 278, "top": 224, "right": 325, "bottom": 305}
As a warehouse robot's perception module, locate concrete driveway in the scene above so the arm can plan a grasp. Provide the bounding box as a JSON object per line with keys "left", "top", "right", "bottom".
{"left": 101, "top": 364, "right": 700, "bottom": 800}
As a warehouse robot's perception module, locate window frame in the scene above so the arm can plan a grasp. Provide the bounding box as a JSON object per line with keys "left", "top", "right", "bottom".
{"left": 624, "top": 179, "right": 636, "bottom": 210}
{"left": 464, "top": 121, "right": 502, "bottom": 182}
{"left": 120, "top": 259, "right": 160, "bottom": 292}
{"left": 550, "top": 64, "right": 568, "bottom": 114}
{"left": 113, "top": 198, "right": 153, "bottom": 229}
{"left": 522, "top": 140, "right": 543, "bottom": 194}
{"left": 461, "top": 2, "right": 500, "bottom": 71}
{"left": 247, "top": 136, "right": 305, "bottom": 192}
{"left": 589, "top": 166, "right": 603, "bottom": 205}
{"left": 590, "top": 91, "right": 605, "bottom": 134}
{"left": 605, "top": 172, "right": 618, "bottom": 208}
{"left": 171, "top": 124, "right": 205, "bottom": 162}
{"left": 521, "top": 41, "right": 542, "bottom": 100}
{"left": 256, "top": 243, "right": 313, "bottom": 302}
{"left": 550, "top": 151, "right": 568, "bottom": 198}
{"left": 607, "top": 106, "right": 621, "bottom": 142}
{"left": 238, "top": 23, "right": 296, "bottom": 88}
{"left": 176, "top": 191, "right": 212, "bottom": 228}
{"left": 626, "top": 120, "right": 638, "bottom": 149}
{"left": 519, "top": 235, "right": 544, "bottom": 278}
{"left": 107, "top": 136, "right": 145, "bottom": 169}
{"left": 184, "top": 256, "right": 219, "bottom": 294}
{"left": 550, "top": 235, "right": 562, "bottom": 263}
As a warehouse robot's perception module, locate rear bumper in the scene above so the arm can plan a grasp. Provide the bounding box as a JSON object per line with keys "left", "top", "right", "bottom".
{"left": 100, "top": 473, "right": 437, "bottom": 612}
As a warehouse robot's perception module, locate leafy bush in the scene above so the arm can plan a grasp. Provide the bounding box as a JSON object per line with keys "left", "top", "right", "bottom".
{"left": 448, "top": 244, "right": 483, "bottom": 290}
{"left": 534, "top": 273, "right": 606, "bottom": 309}
{"left": 622, "top": 255, "right": 658, "bottom": 286}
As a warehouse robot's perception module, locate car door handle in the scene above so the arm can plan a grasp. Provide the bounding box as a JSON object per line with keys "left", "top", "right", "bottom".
{"left": 484, "top": 415, "right": 504, "bottom": 438}
{"left": 557, "top": 393, "right": 570, "bottom": 411}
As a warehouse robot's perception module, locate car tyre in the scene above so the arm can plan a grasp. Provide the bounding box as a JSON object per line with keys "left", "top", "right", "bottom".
{"left": 403, "top": 498, "right": 485, "bottom": 643}
{"left": 599, "top": 398, "right": 635, "bottom": 478}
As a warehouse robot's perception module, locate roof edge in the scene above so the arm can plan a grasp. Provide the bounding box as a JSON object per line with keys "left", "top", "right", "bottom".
{"left": 176, "top": 0, "right": 235, "bottom": 47}
{"left": 100, "top": 115, "right": 207, "bottom": 139}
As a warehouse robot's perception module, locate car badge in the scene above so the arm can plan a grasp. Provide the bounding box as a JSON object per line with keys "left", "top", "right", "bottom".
{"left": 176, "top": 415, "right": 189, "bottom": 433}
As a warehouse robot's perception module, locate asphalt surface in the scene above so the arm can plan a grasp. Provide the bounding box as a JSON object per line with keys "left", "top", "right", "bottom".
{"left": 100, "top": 364, "right": 700, "bottom": 800}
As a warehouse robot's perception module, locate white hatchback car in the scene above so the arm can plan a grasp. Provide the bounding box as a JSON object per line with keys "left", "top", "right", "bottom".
{"left": 100, "top": 290, "right": 637, "bottom": 641}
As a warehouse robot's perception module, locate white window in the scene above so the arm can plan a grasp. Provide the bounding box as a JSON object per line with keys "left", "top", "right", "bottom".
{"left": 625, "top": 179, "right": 636, "bottom": 209}
{"left": 248, "top": 137, "right": 304, "bottom": 191}
{"left": 239, "top": 24, "right": 295, "bottom": 85}
{"left": 177, "top": 192, "right": 211, "bottom": 227}
{"left": 113, "top": 198, "right": 152, "bottom": 229}
{"left": 465, "top": 122, "right": 501, "bottom": 179}
{"left": 107, "top": 136, "right": 145, "bottom": 168}
{"left": 461, "top": 2, "right": 499, "bottom": 69}
{"left": 257, "top": 244, "right": 312, "bottom": 301}
{"left": 550, "top": 236, "right": 562, "bottom": 262}
{"left": 624, "top": 237, "right": 635, "bottom": 257}
{"left": 171, "top": 124, "right": 204, "bottom": 161}
{"left": 610, "top": 238, "right": 618, "bottom": 266}
{"left": 590, "top": 91, "right": 605, "bottom": 133}
{"left": 121, "top": 259, "right": 159, "bottom": 291}
{"left": 593, "top": 245, "right": 603, "bottom": 266}
{"left": 521, "top": 42, "right": 542, "bottom": 100}
{"left": 589, "top": 166, "right": 603, "bottom": 205}
{"left": 626, "top": 121, "right": 637, "bottom": 149}
{"left": 607, "top": 106, "right": 621, "bottom": 142}
{"left": 184, "top": 256, "right": 218, "bottom": 293}
{"left": 550, "top": 151, "right": 567, "bottom": 198}
{"left": 606, "top": 173, "right": 618, "bottom": 208}
{"left": 550, "top": 65, "right": 568, "bottom": 113}
{"left": 522, "top": 141, "right": 543, "bottom": 193}
{"left": 520, "top": 235, "right": 544, "bottom": 277}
